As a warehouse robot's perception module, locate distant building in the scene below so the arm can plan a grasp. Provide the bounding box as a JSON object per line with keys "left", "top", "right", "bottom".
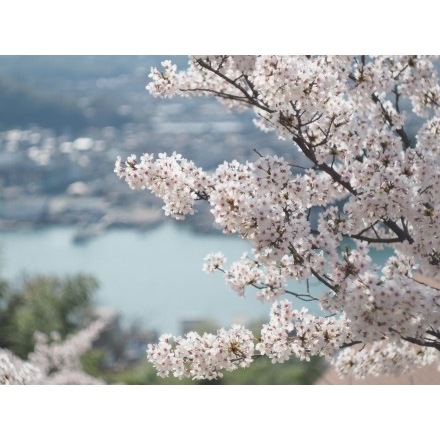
{"left": 180, "top": 317, "right": 204, "bottom": 335}
{"left": 0, "top": 196, "right": 49, "bottom": 225}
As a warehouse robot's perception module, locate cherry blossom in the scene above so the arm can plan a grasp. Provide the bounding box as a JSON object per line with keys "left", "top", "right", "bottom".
{"left": 0, "top": 316, "right": 109, "bottom": 385}
{"left": 116, "top": 56, "right": 440, "bottom": 380}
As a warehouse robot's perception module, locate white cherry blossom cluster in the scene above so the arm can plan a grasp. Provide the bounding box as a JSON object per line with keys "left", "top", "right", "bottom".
{"left": 256, "top": 300, "right": 352, "bottom": 363}
{"left": 146, "top": 300, "right": 352, "bottom": 380}
{"left": 331, "top": 340, "right": 440, "bottom": 379}
{"left": 202, "top": 252, "right": 226, "bottom": 273}
{"left": 0, "top": 348, "right": 43, "bottom": 385}
{"left": 115, "top": 152, "right": 212, "bottom": 220}
{"left": 204, "top": 251, "right": 289, "bottom": 302}
{"left": 117, "top": 56, "right": 440, "bottom": 380}
{"left": 221, "top": 254, "right": 287, "bottom": 301}
{"left": 1, "top": 317, "right": 109, "bottom": 385}
{"left": 146, "top": 60, "right": 179, "bottom": 98}
{"left": 146, "top": 325, "right": 255, "bottom": 380}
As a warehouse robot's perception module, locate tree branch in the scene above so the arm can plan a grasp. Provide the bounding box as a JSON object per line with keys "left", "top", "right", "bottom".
{"left": 192, "top": 57, "right": 274, "bottom": 114}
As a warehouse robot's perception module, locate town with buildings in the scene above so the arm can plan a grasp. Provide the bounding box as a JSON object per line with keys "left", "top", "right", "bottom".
{"left": 0, "top": 55, "right": 298, "bottom": 241}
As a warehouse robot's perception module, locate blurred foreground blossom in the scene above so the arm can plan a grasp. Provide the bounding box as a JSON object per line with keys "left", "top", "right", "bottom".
{"left": 1, "top": 316, "right": 110, "bottom": 385}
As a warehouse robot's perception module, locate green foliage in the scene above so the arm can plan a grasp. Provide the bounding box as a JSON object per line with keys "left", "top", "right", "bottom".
{"left": 0, "top": 273, "right": 99, "bottom": 358}
{"left": 218, "top": 355, "right": 324, "bottom": 385}
{"left": 80, "top": 349, "right": 107, "bottom": 378}
{"left": 0, "top": 276, "right": 8, "bottom": 306}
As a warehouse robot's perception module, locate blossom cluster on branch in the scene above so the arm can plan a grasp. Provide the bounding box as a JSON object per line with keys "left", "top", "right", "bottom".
{"left": 0, "top": 317, "right": 109, "bottom": 385}
{"left": 116, "top": 56, "right": 440, "bottom": 380}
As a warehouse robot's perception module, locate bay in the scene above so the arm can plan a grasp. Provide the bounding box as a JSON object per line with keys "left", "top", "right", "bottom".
{"left": 0, "top": 223, "right": 270, "bottom": 335}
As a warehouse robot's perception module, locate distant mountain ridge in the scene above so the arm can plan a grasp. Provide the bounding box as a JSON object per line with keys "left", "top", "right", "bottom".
{"left": 0, "top": 55, "right": 187, "bottom": 134}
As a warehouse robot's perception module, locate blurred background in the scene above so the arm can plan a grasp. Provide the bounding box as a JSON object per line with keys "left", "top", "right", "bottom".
{"left": 0, "top": 55, "right": 325, "bottom": 384}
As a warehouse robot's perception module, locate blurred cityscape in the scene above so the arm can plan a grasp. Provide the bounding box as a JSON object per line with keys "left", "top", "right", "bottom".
{"left": 0, "top": 55, "right": 297, "bottom": 241}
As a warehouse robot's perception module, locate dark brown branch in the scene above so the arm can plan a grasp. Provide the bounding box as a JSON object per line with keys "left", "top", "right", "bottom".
{"left": 347, "top": 234, "right": 403, "bottom": 244}
{"left": 412, "top": 277, "right": 440, "bottom": 292}
{"left": 179, "top": 87, "right": 257, "bottom": 107}
{"left": 371, "top": 92, "right": 412, "bottom": 150}
{"left": 427, "top": 329, "right": 440, "bottom": 339}
{"left": 192, "top": 57, "right": 274, "bottom": 114}
{"left": 383, "top": 219, "right": 414, "bottom": 244}
{"left": 351, "top": 221, "right": 381, "bottom": 237}
{"left": 339, "top": 340, "right": 363, "bottom": 350}
{"left": 401, "top": 335, "right": 440, "bottom": 351}
{"left": 310, "top": 268, "right": 339, "bottom": 293}
{"left": 250, "top": 281, "right": 318, "bottom": 302}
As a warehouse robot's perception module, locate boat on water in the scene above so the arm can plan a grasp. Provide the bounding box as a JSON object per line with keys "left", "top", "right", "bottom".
{"left": 73, "top": 222, "right": 105, "bottom": 244}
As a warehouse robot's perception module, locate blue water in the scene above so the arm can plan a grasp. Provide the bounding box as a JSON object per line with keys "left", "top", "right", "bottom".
{"left": 0, "top": 223, "right": 267, "bottom": 335}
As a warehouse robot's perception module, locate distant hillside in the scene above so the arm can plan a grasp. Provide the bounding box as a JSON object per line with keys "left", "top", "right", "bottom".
{"left": 0, "top": 55, "right": 187, "bottom": 134}
{"left": 0, "top": 55, "right": 186, "bottom": 85}
{"left": 0, "top": 76, "right": 87, "bottom": 132}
